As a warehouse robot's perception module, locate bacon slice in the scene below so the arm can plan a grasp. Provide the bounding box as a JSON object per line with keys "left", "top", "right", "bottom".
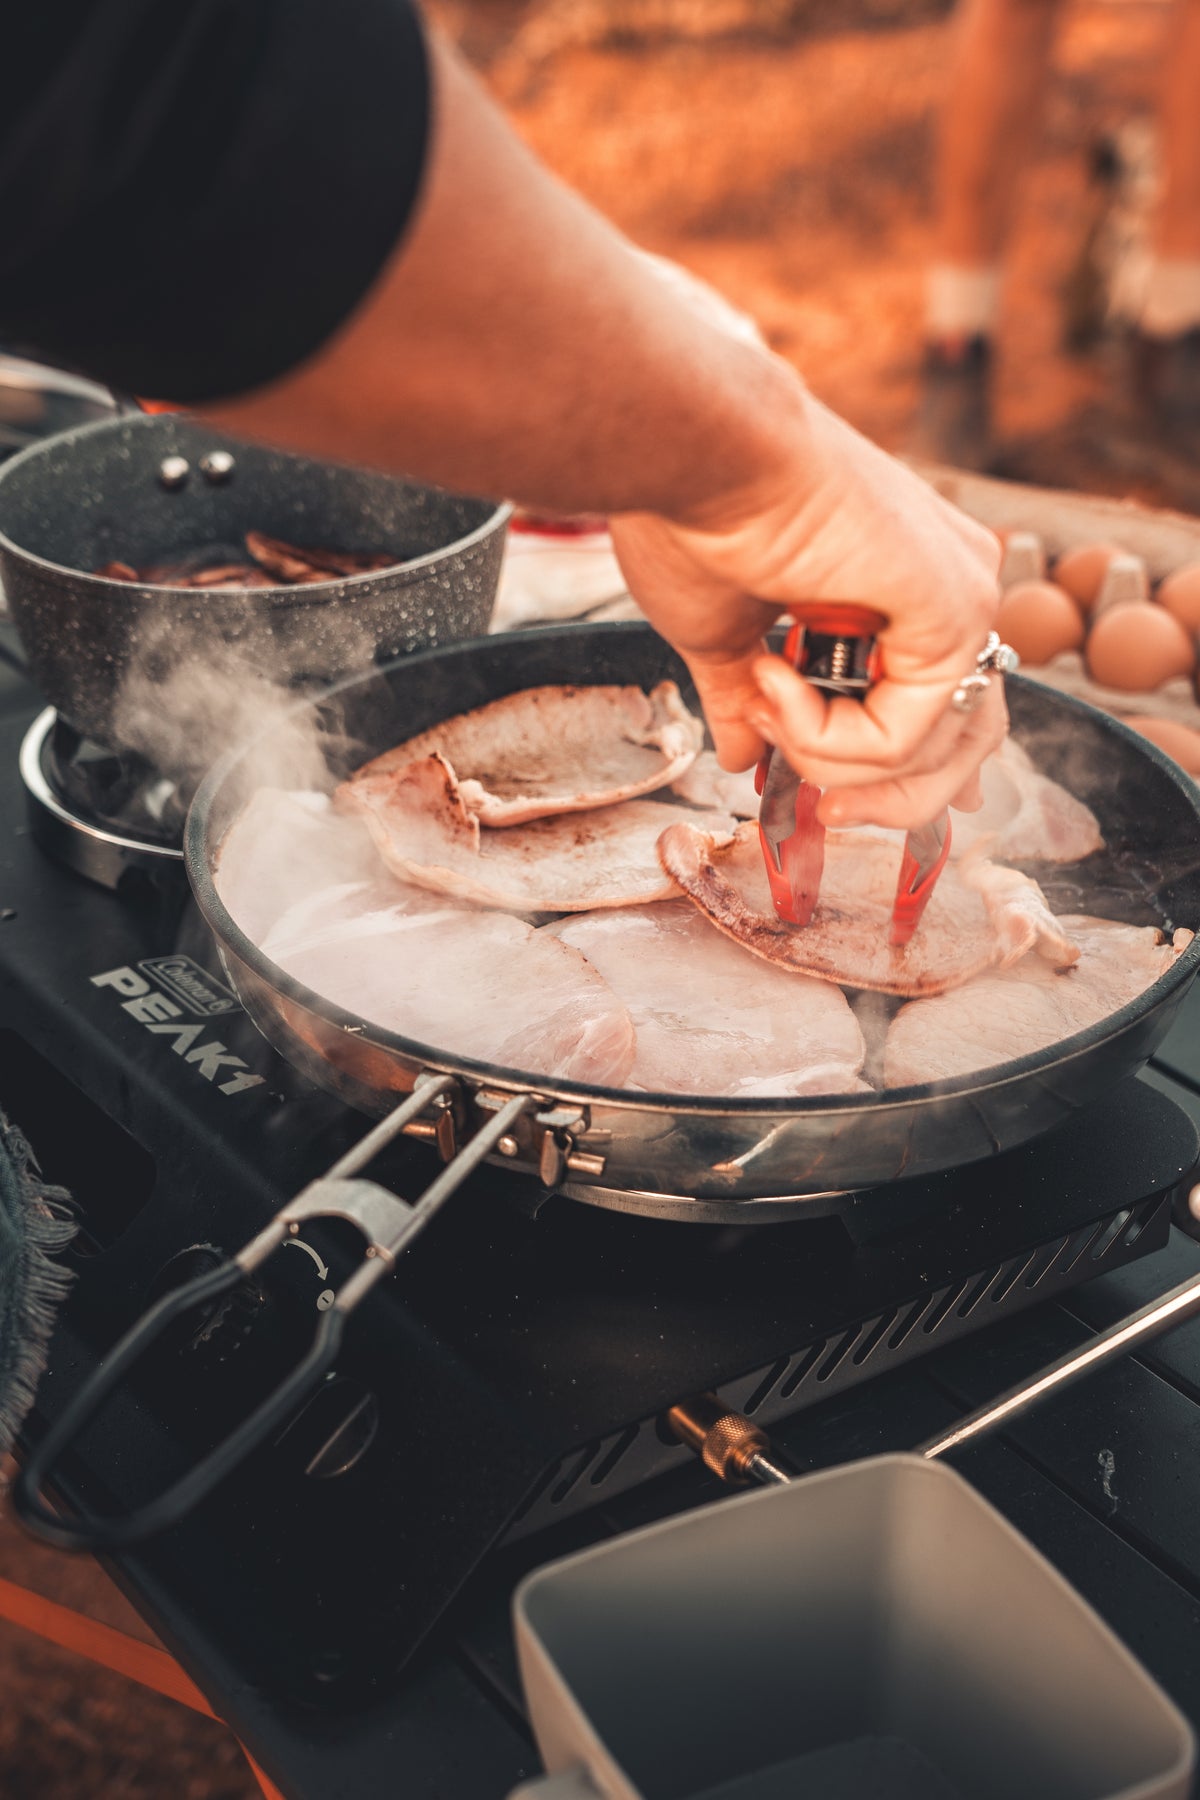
{"left": 215, "top": 789, "right": 386, "bottom": 946}
{"left": 884, "top": 918, "right": 1192, "bottom": 1086}
{"left": 548, "top": 900, "right": 868, "bottom": 1095}
{"left": 260, "top": 884, "right": 636, "bottom": 1087}
{"left": 670, "top": 751, "right": 760, "bottom": 818}
{"left": 341, "top": 753, "right": 735, "bottom": 913}
{"left": 950, "top": 737, "right": 1103, "bottom": 863}
{"left": 347, "top": 682, "right": 703, "bottom": 826}
{"left": 657, "top": 820, "right": 1077, "bottom": 997}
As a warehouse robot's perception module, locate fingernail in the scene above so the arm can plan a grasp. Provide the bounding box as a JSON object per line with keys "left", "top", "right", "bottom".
{"left": 755, "top": 667, "right": 787, "bottom": 705}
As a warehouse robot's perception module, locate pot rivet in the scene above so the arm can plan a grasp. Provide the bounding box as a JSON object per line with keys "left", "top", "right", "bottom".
{"left": 200, "top": 450, "right": 235, "bottom": 483}
{"left": 497, "top": 1134, "right": 520, "bottom": 1158}
{"left": 158, "top": 455, "right": 190, "bottom": 491}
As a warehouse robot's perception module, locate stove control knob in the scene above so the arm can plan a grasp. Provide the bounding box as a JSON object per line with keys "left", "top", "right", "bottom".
{"left": 275, "top": 1376, "right": 380, "bottom": 1480}
{"left": 145, "top": 1244, "right": 270, "bottom": 1366}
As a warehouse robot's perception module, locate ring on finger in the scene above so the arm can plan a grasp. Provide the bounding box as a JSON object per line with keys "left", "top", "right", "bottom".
{"left": 951, "top": 631, "right": 1019, "bottom": 714}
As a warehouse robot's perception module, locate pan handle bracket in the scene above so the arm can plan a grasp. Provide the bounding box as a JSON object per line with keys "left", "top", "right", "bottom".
{"left": 474, "top": 1091, "right": 604, "bottom": 1186}
{"left": 399, "top": 1074, "right": 461, "bottom": 1162}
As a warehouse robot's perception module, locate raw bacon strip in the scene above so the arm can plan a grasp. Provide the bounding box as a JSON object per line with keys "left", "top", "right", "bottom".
{"left": 260, "top": 891, "right": 636, "bottom": 1087}
{"left": 670, "top": 751, "right": 760, "bottom": 818}
{"left": 348, "top": 682, "right": 703, "bottom": 826}
{"left": 672, "top": 738, "right": 1104, "bottom": 863}
{"left": 884, "top": 918, "right": 1192, "bottom": 1087}
{"left": 950, "top": 738, "right": 1103, "bottom": 864}
{"left": 215, "top": 789, "right": 387, "bottom": 947}
{"left": 657, "top": 820, "right": 1075, "bottom": 997}
{"left": 548, "top": 900, "right": 868, "bottom": 1096}
{"left": 959, "top": 857, "right": 1080, "bottom": 970}
{"left": 341, "top": 753, "right": 735, "bottom": 913}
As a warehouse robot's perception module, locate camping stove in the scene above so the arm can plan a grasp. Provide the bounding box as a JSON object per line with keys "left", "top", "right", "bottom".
{"left": 0, "top": 676, "right": 1197, "bottom": 1713}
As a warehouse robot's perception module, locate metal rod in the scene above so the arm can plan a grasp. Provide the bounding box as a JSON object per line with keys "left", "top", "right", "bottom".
{"left": 917, "top": 1269, "right": 1200, "bottom": 1462}
{"left": 324, "top": 1073, "right": 457, "bottom": 1181}
{"left": 745, "top": 1451, "right": 791, "bottom": 1487}
{"left": 381, "top": 1091, "right": 532, "bottom": 1260}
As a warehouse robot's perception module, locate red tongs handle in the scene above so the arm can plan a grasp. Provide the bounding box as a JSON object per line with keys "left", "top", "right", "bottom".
{"left": 755, "top": 604, "right": 952, "bottom": 945}
{"left": 756, "top": 606, "right": 886, "bottom": 927}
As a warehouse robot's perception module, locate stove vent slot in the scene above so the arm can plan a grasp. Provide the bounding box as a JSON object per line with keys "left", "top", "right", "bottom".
{"left": 852, "top": 1308, "right": 899, "bottom": 1367}
{"left": 780, "top": 1340, "right": 826, "bottom": 1399}
{"left": 816, "top": 1327, "right": 861, "bottom": 1382}
{"left": 1024, "top": 1236, "right": 1071, "bottom": 1289}
{"left": 922, "top": 1280, "right": 971, "bottom": 1336}
{"left": 1118, "top": 1201, "right": 1155, "bottom": 1250}
{"left": 1058, "top": 1221, "right": 1104, "bottom": 1275}
{"left": 509, "top": 1461, "right": 559, "bottom": 1526}
{"left": 887, "top": 1300, "right": 929, "bottom": 1352}
{"left": 1091, "top": 1208, "right": 1134, "bottom": 1261}
{"left": 743, "top": 1358, "right": 790, "bottom": 1416}
{"left": 956, "top": 1268, "right": 1000, "bottom": 1320}
{"left": 990, "top": 1249, "right": 1039, "bottom": 1306}
{"left": 590, "top": 1425, "right": 639, "bottom": 1488}
{"left": 550, "top": 1442, "right": 601, "bottom": 1506}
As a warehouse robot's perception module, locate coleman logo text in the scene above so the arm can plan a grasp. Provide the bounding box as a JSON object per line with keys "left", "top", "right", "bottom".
{"left": 91, "top": 965, "right": 266, "bottom": 1096}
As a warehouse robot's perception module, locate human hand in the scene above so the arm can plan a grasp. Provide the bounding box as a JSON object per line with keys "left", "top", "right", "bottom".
{"left": 609, "top": 383, "right": 1004, "bottom": 830}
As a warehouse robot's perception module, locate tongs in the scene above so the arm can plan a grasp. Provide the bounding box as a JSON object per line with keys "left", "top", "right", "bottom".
{"left": 756, "top": 604, "right": 951, "bottom": 946}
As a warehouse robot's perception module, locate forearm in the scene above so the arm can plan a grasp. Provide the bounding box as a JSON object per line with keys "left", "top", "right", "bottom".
{"left": 196, "top": 31, "right": 803, "bottom": 524}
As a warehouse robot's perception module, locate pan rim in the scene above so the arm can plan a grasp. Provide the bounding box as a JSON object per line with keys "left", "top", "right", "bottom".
{"left": 185, "top": 625, "right": 1200, "bottom": 1117}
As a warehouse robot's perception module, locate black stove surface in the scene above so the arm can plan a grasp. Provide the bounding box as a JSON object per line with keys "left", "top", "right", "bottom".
{"left": 3, "top": 674, "right": 1200, "bottom": 1798}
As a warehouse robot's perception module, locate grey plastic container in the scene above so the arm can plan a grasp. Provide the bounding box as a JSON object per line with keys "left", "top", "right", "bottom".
{"left": 512, "top": 1455, "right": 1195, "bottom": 1800}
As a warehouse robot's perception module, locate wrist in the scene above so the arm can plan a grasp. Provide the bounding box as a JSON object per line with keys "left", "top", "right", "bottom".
{"left": 646, "top": 347, "right": 817, "bottom": 535}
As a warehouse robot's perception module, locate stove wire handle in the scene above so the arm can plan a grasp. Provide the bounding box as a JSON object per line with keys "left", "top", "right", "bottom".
{"left": 13, "top": 1076, "right": 531, "bottom": 1553}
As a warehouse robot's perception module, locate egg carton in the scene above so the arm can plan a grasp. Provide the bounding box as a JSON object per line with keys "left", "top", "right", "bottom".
{"left": 917, "top": 460, "right": 1200, "bottom": 770}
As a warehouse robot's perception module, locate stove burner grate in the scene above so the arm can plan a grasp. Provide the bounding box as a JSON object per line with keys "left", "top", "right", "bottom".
{"left": 20, "top": 707, "right": 185, "bottom": 890}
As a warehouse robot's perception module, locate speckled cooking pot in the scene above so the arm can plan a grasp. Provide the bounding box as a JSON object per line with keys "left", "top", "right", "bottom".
{"left": 0, "top": 412, "right": 509, "bottom": 762}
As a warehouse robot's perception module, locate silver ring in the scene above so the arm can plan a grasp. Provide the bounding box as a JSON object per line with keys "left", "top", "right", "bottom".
{"left": 951, "top": 632, "right": 1018, "bottom": 713}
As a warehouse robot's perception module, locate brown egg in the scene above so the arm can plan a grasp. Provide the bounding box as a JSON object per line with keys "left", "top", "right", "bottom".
{"left": 1085, "top": 603, "right": 1195, "bottom": 690}
{"left": 1158, "top": 561, "right": 1200, "bottom": 633}
{"left": 1054, "top": 542, "right": 1124, "bottom": 612}
{"left": 1119, "top": 714, "right": 1200, "bottom": 775}
{"left": 995, "top": 580, "right": 1086, "bottom": 665}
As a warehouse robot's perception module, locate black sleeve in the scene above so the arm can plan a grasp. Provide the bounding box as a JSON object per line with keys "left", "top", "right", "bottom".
{"left": 0, "top": 0, "right": 430, "bottom": 402}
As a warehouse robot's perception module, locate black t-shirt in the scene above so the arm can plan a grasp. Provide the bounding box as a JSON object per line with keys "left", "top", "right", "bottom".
{"left": 0, "top": 0, "right": 430, "bottom": 402}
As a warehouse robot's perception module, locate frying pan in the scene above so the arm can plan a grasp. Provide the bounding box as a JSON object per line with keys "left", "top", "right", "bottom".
{"left": 187, "top": 620, "right": 1200, "bottom": 1211}
{"left": 14, "top": 619, "right": 1200, "bottom": 1551}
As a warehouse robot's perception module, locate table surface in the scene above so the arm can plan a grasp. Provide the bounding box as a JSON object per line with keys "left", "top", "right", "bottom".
{"left": 2, "top": 633, "right": 1199, "bottom": 1799}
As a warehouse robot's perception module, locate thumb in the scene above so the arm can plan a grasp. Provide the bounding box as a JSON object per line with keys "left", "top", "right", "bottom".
{"left": 681, "top": 648, "right": 769, "bottom": 771}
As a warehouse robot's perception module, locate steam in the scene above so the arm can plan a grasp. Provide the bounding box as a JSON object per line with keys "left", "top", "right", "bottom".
{"left": 106, "top": 604, "right": 386, "bottom": 939}
{"left": 107, "top": 605, "right": 376, "bottom": 796}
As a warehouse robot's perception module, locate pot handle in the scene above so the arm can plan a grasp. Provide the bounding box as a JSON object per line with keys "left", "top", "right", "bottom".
{"left": 508, "top": 1767, "right": 608, "bottom": 1800}
{"left": 12, "top": 1075, "right": 533, "bottom": 1552}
